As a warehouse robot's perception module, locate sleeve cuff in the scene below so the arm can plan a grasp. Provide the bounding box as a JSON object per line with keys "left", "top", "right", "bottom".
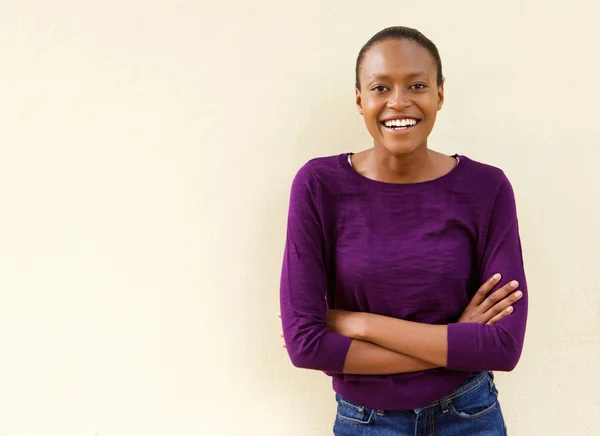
{"left": 322, "top": 332, "right": 353, "bottom": 373}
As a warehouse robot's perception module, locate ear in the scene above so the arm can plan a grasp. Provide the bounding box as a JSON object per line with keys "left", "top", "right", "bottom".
{"left": 355, "top": 88, "right": 363, "bottom": 115}
{"left": 437, "top": 83, "right": 445, "bottom": 111}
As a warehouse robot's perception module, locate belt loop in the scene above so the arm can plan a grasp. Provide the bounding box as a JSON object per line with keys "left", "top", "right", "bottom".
{"left": 376, "top": 409, "right": 385, "bottom": 416}
{"left": 440, "top": 397, "right": 450, "bottom": 414}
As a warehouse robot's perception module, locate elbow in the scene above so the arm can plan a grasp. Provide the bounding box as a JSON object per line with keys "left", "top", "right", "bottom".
{"left": 286, "top": 344, "right": 321, "bottom": 370}
{"left": 498, "top": 350, "right": 521, "bottom": 372}
{"left": 493, "top": 358, "right": 518, "bottom": 372}
{"left": 286, "top": 347, "right": 312, "bottom": 369}
{"left": 448, "top": 323, "right": 526, "bottom": 372}
{"left": 492, "top": 342, "right": 523, "bottom": 372}
{"left": 283, "top": 332, "right": 320, "bottom": 370}
{"left": 483, "top": 323, "right": 526, "bottom": 372}
{"left": 283, "top": 328, "right": 350, "bottom": 372}
{"left": 289, "top": 355, "right": 315, "bottom": 370}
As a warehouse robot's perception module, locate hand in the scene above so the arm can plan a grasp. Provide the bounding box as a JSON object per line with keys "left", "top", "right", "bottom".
{"left": 458, "top": 274, "right": 523, "bottom": 325}
{"left": 278, "top": 314, "right": 286, "bottom": 348}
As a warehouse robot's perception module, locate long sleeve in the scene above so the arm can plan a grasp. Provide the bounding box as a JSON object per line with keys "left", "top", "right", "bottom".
{"left": 447, "top": 176, "right": 529, "bottom": 371}
{"left": 279, "top": 163, "right": 353, "bottom": 372}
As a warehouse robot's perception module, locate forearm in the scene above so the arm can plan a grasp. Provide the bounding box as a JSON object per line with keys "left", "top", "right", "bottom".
{"left": 359, "top": 314, "right": 448, "bottom": 367}
{"left": 343, "top": 339, "right": 438, "bottom": 375}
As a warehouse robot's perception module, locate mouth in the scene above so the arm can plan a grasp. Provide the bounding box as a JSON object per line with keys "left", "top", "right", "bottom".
{"left": 380, "top": 118, "right": 421, "bottom": 133}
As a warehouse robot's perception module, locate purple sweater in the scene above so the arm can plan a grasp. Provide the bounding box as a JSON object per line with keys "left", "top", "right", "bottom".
{"left": 279, "top": 152, "right": 528, "bottom": 410}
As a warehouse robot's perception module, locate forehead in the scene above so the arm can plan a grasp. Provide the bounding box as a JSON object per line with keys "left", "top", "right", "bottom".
{"left": 360, "top": 39, "right": 437, "bottom": 80}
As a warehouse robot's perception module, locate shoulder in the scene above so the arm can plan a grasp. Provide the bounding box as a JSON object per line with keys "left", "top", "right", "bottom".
{"left": 292, "top": 153, "right": 347, "bottom": 189}
{"left": 460, "top": 155, "right": 514, "bottom": 193}
{"left": 461, "top": 156, "right": 509, "bottom": 184}
{"left": 459, "top": 156, "right": 519, "bottom": 210}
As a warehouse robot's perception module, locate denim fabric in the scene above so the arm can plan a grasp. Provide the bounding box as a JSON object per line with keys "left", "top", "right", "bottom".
{"left": 333, "top": 372, "right": 507, "bottom": 436}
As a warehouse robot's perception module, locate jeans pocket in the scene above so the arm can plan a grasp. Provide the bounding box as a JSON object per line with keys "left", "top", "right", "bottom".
{"left": 336, "top": 395, "right": 375, "bottom": 425}
{"left": 447, "top": 373, "right": 499, "bottom": 420}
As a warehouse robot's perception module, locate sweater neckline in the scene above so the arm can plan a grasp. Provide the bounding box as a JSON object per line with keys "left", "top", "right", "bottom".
{"left": 339, "top": 152, "right": 468, "bottom": 191}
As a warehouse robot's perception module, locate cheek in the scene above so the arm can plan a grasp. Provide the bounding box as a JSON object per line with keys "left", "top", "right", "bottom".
{"left": 364, "top": 110, "right": 382, "bottom": 132}
{"left": 422, "top": 94, "right": 441, "bottom": 113}
{"left": 363, "top": 101, "right": 383, "bottom": 122}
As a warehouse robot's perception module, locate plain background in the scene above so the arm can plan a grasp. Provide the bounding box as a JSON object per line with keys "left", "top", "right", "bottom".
{"left": 1, "top": 1, "right": 599, "bottom": 435}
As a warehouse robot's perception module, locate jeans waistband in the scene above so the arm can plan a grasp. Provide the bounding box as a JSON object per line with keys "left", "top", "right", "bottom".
{"left": 414, "top": 371, "right": 490, "bottom": 413}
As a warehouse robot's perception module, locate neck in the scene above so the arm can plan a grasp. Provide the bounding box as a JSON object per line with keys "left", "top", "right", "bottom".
{"left": 368, "top": 145, "right": 435, "bottom": 184}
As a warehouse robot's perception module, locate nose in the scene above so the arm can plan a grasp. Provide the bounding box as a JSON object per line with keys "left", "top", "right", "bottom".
{"left": 386, "top": 88, "right": 411, "bottom": 110}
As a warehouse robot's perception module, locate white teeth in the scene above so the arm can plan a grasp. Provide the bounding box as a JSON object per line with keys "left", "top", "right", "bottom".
{"left": 383, "top": 119, "right": 418, "bottom": 128}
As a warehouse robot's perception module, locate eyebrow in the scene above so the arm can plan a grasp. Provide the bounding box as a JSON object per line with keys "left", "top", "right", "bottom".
{"left": 367, "top": 72, "right": 431, "bottom": 82}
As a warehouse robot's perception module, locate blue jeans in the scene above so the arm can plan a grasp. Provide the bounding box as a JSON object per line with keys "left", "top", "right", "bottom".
{"left": 333, "top": 372, "right": 507, "bottom": 436}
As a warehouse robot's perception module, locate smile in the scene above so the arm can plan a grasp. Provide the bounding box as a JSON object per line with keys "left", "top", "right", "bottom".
{"left": 380, "top": 118, "right": 420, "bottom": 132}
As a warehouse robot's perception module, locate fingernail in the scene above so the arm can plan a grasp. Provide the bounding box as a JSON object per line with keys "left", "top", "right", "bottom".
{"left": 514, "top": 291, "right": 522, "bottom": 298}
{"left": 506, "top": 306, "right": 513, "bottom": 313}
{"left": 493, "top": 273, "right": 501, "bottom": 280}
{"left": 511, "top": 281, "right": 519, "bottom": 288}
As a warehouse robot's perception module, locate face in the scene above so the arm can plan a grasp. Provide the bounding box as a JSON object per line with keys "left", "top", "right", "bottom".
{"left": 355, "top": 39, "right": 444, "bottom": 157}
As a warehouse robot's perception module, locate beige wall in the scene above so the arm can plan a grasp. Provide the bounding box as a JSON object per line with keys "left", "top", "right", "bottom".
{"left": 0, "top": 1, "right": 598, "bottom": 435}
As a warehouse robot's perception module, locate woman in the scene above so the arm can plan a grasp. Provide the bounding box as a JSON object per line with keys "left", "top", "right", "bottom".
{"left": 279, "top": 26, "right": 528, "bottom": 435}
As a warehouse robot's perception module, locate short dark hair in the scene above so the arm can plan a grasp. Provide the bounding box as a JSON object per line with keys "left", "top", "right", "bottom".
{"left": 355, "top": 26, "right": 445, "bottom": 90}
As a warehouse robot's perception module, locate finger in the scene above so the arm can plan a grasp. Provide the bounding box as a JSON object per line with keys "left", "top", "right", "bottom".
{"left": 471, "top": 274, "right": 502, "bottom": 306}
{"left": 280, "top": 333, "right": 284, "bottom": 338}
{"left": 479, "top": 280, "right": 519, "bottom": 313}
{"left": 486, "top": 306, "right": 513, "bottom": 325}
{"left": 483, "top": 289, "right": 523, "bottom": 320}
{"left": 278, "top": 314, "right": 281, "bottom": 318}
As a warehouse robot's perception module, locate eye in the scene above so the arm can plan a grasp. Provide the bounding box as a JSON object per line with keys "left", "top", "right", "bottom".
{"left": 371, "top": 85, "right": 388, "bottom": 92}
{"left": 410, "top": 83, "right": 427, "bottom": 90}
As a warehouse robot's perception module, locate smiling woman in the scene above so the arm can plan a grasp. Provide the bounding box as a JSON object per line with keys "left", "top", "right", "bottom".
{"left": 355, "top": 37, "right": 444, "bottom": 161}
{"left": 279, "top": 26, "right": 528, "bottom": 436}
